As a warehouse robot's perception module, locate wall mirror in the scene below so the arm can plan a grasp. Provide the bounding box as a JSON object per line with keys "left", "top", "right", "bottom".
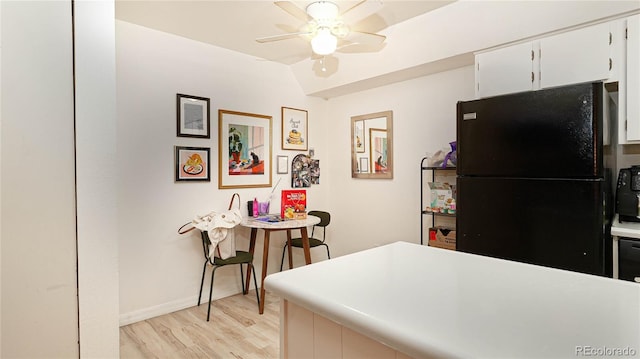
{"left": 351, "top": 110, "right": 393, "bottom": 179}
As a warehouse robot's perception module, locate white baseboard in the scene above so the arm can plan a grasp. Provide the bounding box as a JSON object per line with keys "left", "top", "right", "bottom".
{"left": 119, "top": 287, "right": 243, "bottom": 327}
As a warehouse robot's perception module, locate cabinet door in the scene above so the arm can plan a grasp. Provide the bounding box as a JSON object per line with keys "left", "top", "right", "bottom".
{"left": 475, "top": 42, "right": 536, "bottom": 98}
{"left": 627, "top": 15, "right": 640, "bottom": 141}
{"left": 539, "top": 22, "right": 611, "bottom": 89}
{"left": 608, "top": 19, "right": 626, "bottom": 83}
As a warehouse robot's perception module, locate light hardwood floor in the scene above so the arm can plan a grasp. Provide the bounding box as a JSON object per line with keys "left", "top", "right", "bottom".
{"left": 120, "top": 290, "right": 280, "bottom": 358}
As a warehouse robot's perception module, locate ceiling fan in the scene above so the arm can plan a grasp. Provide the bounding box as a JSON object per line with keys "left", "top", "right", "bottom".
{"left": 256, "top": 1, "right": 387, "bottom": 57}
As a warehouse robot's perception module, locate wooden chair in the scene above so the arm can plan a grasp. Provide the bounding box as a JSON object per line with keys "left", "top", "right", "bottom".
{"left": 279, "top": 210, "right": 331, "bottom": 271}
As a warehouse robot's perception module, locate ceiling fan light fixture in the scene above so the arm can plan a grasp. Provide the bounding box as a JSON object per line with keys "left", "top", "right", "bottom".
{"left": 332, "top": 23, "right": 349, "bottom": 38}
{"left": 311, "top": 27, "right": 337, "bottom": 55}
{"left": 306, "top": 1, "right": 339, "bottom": 22}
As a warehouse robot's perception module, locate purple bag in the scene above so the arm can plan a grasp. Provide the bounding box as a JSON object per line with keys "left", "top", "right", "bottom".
{"left": 442, "top": 141, "right": 457, "bottom": 168}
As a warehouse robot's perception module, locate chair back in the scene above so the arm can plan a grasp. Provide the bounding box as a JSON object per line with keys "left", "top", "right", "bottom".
{"left": 308, "top": 211, "right": 330, "bottom": 242}
{"left": 308, "top": 210, "right": 330, "bottom": 227}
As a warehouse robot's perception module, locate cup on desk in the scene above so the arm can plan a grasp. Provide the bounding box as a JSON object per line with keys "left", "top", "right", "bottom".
{"left": 259, "top": 201, "right": 270, "bottom": 216}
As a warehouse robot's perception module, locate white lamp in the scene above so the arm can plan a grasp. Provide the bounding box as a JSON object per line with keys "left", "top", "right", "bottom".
{"left": 306, "top": 1, "right": 339, "bottom": 21}
{"left": 311, "top": 27, "right": 337, "bottom": 55}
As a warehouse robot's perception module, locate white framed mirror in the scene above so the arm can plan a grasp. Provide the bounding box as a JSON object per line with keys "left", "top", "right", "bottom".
{"left": 351, "top": 110, "right": 393, "bottom": 179}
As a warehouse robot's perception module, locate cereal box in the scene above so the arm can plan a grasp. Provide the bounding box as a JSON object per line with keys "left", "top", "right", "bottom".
{"left": 428, "top": 182, "right": 453, "bottom": 211}
{"left": 281, "top": 190, "right": 307, "bottom": 220}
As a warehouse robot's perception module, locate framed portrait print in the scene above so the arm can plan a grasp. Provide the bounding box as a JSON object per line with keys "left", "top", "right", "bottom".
{"left": 177, "top": 93, "right": 210, "bottom": 138}
{"left": 281, "top": 107, "right": 308, "bottom": 151}
{"left": 218, "top": 109, "right": 272, "bottom": 189}
{"left": 175, "top": 146, "right": 210, "bottom": 181}
{"left": 277, "top": 155, "right": 289, "bottom": 174}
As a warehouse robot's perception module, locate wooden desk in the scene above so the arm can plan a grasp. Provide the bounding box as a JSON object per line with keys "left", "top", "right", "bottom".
{"left": 240, "top": 216, "right": 321, "bottom": 314}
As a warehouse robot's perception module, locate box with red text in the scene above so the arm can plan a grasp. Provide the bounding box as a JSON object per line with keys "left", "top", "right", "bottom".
{"left": 281, "top": 190, "right": 307, "bottom": 220}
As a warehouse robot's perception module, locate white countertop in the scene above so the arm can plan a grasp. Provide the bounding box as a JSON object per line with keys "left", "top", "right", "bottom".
{"left": 265, "top": 241, "right": 640, "bottom": 358}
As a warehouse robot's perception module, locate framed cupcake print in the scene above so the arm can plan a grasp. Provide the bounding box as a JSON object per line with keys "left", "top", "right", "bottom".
{"left": 281, "top": 107, "right": 308, "bottom": 151}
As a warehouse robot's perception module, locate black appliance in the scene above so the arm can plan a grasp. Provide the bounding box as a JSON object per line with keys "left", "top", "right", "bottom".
{"left": 456, "top": 82, "right": 614, "bottom": 277}
{"left": 619, "top": 238, "right": 640, "bottom": 282}
{"left": 616, "top": 166, "right": 640, "bottom": 222}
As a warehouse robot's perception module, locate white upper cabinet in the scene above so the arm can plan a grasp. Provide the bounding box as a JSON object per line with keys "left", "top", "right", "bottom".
{"left": 539, "top": 22, "right": 611, "bottom": 89}
{"left": 475, "top": 42, "right": 538, "bottom": 98}
{"left": 625, "top": 15, "right": 640, "bottom": 141}
{"left": 475, "top": 21, "right": 620, "bottom": 99}
{"left": 473, "top": 15, "right": 640, "bottom": 145}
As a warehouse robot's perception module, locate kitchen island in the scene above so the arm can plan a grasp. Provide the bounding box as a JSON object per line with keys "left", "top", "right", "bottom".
{"left": 264, "top": 241, "right": 640, "bottom": 358}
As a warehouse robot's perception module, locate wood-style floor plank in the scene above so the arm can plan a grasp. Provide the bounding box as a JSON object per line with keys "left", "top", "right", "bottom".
{"left": 120, "top": 290, "right": 280, "bottom": 358}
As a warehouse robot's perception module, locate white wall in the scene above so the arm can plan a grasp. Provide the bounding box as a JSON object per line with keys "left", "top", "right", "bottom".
{"left": 116, "top": 19, "right": 475, "bottom": 325}
{"left": 1, "top": 1, "right": 78, "bottom": 357}
{"left": 325, "top": 66, "right": 475, "bottom": 255}
{"left": 116, "top": 21, "right": 329, "bottom": 324}
{"left": 75, "top": 1, "right": 120, "bottom": 357}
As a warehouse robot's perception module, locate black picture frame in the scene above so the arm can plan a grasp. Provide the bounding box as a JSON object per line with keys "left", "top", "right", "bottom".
{"left": 177, "top": 93, "right": 210, "bottom": 138}
{"left": 175, "top": 146, "right": 211, "bottom": 182}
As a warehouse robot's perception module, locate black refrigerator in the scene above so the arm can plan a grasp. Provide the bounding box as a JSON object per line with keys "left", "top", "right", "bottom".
{"left": 456, "top": 82, "right": 614, "bottom": 277}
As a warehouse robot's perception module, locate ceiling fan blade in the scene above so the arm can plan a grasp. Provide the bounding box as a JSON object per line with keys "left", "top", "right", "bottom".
{"left": 340, "top": 0, "right": 383, "bottom": 25}
{"left": 275, "top": 1, "right": 311, "bottom": 22}
{"left": 344, "top": 31, "right": 386, "bottom": 45}
{"left": 256, "top": 31, "right": 312, "bottom": 43}
{"left": 337, "top": 41, "right": 386, "bottom": 54}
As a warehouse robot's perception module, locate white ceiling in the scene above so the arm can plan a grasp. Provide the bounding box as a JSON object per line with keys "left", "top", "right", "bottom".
{"left": 115, "top": 1, "right": 455, "bottom": 65}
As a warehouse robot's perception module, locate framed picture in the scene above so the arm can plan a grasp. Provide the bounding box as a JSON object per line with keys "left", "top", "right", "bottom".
{"left": 359, "top": 157, "right": 369, "bottom": 173}
{"left": 281, "top": 107, "right": 308, "bottom": 151}
{"left": 177, "top": 93, "right": 210, "bottom": 138}
{"left": 175, "top": 146, "right": 210, "bottom": 181}
{"left": 218, "top": 109, "right": 272, "bottom": 189}
{"left": 351, "top": 110, "right": 393, "bottom": 180}
{"left": 277, "top": 155, "right": 289, "bottom": 174}
{"left": 369, "top": 128, "right": 388, "bottom": 174}
{"left": 354, "top": 120, "right": 365, "bottom": 153}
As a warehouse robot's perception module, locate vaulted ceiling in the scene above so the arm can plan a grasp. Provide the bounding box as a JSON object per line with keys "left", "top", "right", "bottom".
{"left": 115, "top": 1, "right": 455, "bottom": 66}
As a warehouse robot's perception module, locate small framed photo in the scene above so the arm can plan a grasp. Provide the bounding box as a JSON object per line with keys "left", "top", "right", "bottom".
{"left": 282, "top": 107, "right": 308, "bottom": 151}
{"left": 277, "top": 155, "right": 289, "bottom": 174}
{"left": 359, "top": 157, "right": 369, "bottom": 173}
{"left": 175, "top": 146, "right": 210, "bottom": 181}
{"left": 177, "top": 93, "right": 210, "bottom": 138}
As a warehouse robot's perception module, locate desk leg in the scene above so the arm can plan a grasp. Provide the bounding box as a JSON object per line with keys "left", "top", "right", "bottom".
{"left": 301, "top": 227, "right": 312, "bottom": 265}
{"left": 286, "top": 229, "right": 293, "bottom": 270}
{"left": 245, "top": 228, "right": 258, "bottom": 295}
{"left": 259, "top": 230, "right": 271, "bottom": 314}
